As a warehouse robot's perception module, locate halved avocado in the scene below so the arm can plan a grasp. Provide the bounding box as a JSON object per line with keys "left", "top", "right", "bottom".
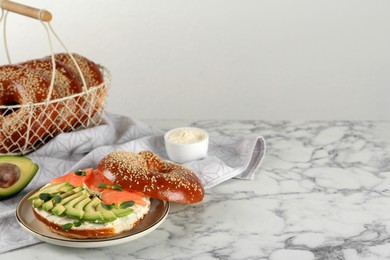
{"left": 0, "top": 156, "right": 39, "bottom": 200}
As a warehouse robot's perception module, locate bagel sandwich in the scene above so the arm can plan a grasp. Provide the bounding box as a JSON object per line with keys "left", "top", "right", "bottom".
{"left": 28, "top": 151, "right": 204, "bottom": 239}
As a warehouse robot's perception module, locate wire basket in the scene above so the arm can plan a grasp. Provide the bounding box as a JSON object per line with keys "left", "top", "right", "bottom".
{"left": 0, "top": 4, "right": 111, "bottom": 155}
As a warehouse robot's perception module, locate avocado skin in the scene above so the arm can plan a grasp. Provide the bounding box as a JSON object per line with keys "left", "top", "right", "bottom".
{"left": 0, "top": 156, "right": 38, "bottom": 200}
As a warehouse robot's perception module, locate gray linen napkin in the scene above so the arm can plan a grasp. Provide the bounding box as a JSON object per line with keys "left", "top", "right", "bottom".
{"left": 0, "top": 112, "right": 266, "bottom": 253}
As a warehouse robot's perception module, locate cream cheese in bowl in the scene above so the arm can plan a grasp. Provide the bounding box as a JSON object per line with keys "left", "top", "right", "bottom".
{"left": 164, "top": 127, "right": 209, "bottom": 163}
{"left": 167, "top": 128, "right": 207, "bottom": 144}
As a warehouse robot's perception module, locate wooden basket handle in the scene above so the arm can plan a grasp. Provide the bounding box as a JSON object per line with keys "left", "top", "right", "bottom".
{"left": 0, "top": 0, "right": 52, "bottom": 22}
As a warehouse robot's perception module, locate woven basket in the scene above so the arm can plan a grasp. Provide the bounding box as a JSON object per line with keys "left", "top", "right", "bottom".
{"left": 0, "top": 65, "right": 111, "bottom": 155}
{"left": 0, "top": 7, "right": 111, "bottom": 155}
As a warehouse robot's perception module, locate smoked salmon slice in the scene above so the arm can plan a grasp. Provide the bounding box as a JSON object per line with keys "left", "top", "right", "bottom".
{"left": 84, "top": 169, "right": 114, "bottom": 192}
{"left": 101, "top": 189, "right": 147, "bottom": 206}
{"left": 50, "top": 168, "right": 93, "bottom": 187}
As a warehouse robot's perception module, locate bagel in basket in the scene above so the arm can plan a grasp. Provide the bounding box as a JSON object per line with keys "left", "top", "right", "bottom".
{"left": 28, "top": 151, "right": 204, "bottom": 239}
{"left": 0, "top": 53, "right": 107, "bottom": 154}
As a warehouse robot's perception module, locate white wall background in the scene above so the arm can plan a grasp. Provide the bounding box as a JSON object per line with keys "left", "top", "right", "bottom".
{"left": 2, "top": 0, "right": 390, "bottom": 120}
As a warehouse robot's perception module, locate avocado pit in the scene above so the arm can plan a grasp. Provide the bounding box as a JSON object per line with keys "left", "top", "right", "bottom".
{"left": 0, "top": 163, "right": 21, "bottom": 188}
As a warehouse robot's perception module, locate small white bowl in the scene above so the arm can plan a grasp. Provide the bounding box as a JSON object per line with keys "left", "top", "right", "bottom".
{"left": 164, "top": 127, "right": 209, "bottom": 163}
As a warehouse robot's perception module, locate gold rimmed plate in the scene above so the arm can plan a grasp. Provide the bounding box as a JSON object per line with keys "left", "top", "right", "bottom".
{"left": 16, "top": 188, "right": 169, "bottom": 248}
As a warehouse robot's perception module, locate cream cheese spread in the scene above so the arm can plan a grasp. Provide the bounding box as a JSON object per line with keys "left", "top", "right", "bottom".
{"left": 167, "top": 128, "right": 206, "bottom": 144}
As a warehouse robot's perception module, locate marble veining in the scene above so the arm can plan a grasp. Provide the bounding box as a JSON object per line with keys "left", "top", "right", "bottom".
{"left": 2, "top": 120, "right": 390, "bottom": 260}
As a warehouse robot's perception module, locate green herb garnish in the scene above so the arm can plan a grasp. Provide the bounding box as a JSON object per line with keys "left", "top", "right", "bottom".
{"left": 74, "top": 170, "right": 87, "bottom": 176}
{"left": 120, "top": 200, "right": 135, "bottom": 209}
{"left": 101, "top": 202, "right": 114, "bottom": 210}
{"left": 98, "top": 183, "right": 123, "bottom": 191}
{"left": 111, "top": 184, "right": 123, "bottom": 191}
{"left": 73, "top": 220, "right": 82, "bottom": 227}
{"left": 39, "top": 193, "right": 52, "bottom": 202}
{"left": 53, "top": 194, "right": 62, "bottom": 203}
{"left": 98, "top": 183, "right": 108, "bottom": 189}
{"left": 62, "top": 223, "right": 73, "bottom": 231}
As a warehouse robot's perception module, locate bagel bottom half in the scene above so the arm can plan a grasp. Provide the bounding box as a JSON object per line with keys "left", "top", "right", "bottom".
{"left": 32, "top": 196, "right": 150, "bottom": 239}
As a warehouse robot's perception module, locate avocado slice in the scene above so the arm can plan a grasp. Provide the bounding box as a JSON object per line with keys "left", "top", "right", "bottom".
{"left": 111, "top": 207, "right": 134, "bottom": 218}
{"left": 75, "top": 197, "right": 92, "bottom": 212}
{"left": 28, "top": 182, "right": 73, "bottom": 201}
{"left": 96, "top": 203, "right": 117, "bottom": 223}
{"left": 84, "top": 197, "right": 108, "bottom": 223}
{"left": 42, "top": 199, "right": 55, "bottom": 211}
{"left": 0, "top": 156, "right": 38, "bottom": 200}
{"left": 33, "top": 198, "right": 45, "bottom": 208}
{"left": 51, "top": 186, "right": 85, "bottom": 215}
{"left": 64, "top": 192, "right": 90, "bottom": 219}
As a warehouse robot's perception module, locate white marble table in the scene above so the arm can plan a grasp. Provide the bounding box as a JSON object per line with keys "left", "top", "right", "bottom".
{"left": 2, "top": 120, "right": 390, "bottom": 260}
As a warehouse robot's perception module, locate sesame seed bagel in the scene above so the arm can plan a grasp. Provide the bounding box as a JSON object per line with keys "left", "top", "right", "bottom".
{"left": 98, "top": 151, "right": 205, "bottom": 204}
{"left": 0, "top": 53, "right": 104, "bottom": 154}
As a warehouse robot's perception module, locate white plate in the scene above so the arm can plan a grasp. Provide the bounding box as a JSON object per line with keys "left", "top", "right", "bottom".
{"left": 16, "top": 188, "right": 169, "bottom": 248}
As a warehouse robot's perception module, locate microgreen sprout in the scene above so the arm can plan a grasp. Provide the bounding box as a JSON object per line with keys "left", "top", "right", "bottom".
{"left": 120, "top": 200, "right": 135, "bottom": 209}
{"left": 74, "top": 170, "right": 87, "bottom": 176}
{"left": 97, "top": 183, "right": 123, "bottom": 191}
